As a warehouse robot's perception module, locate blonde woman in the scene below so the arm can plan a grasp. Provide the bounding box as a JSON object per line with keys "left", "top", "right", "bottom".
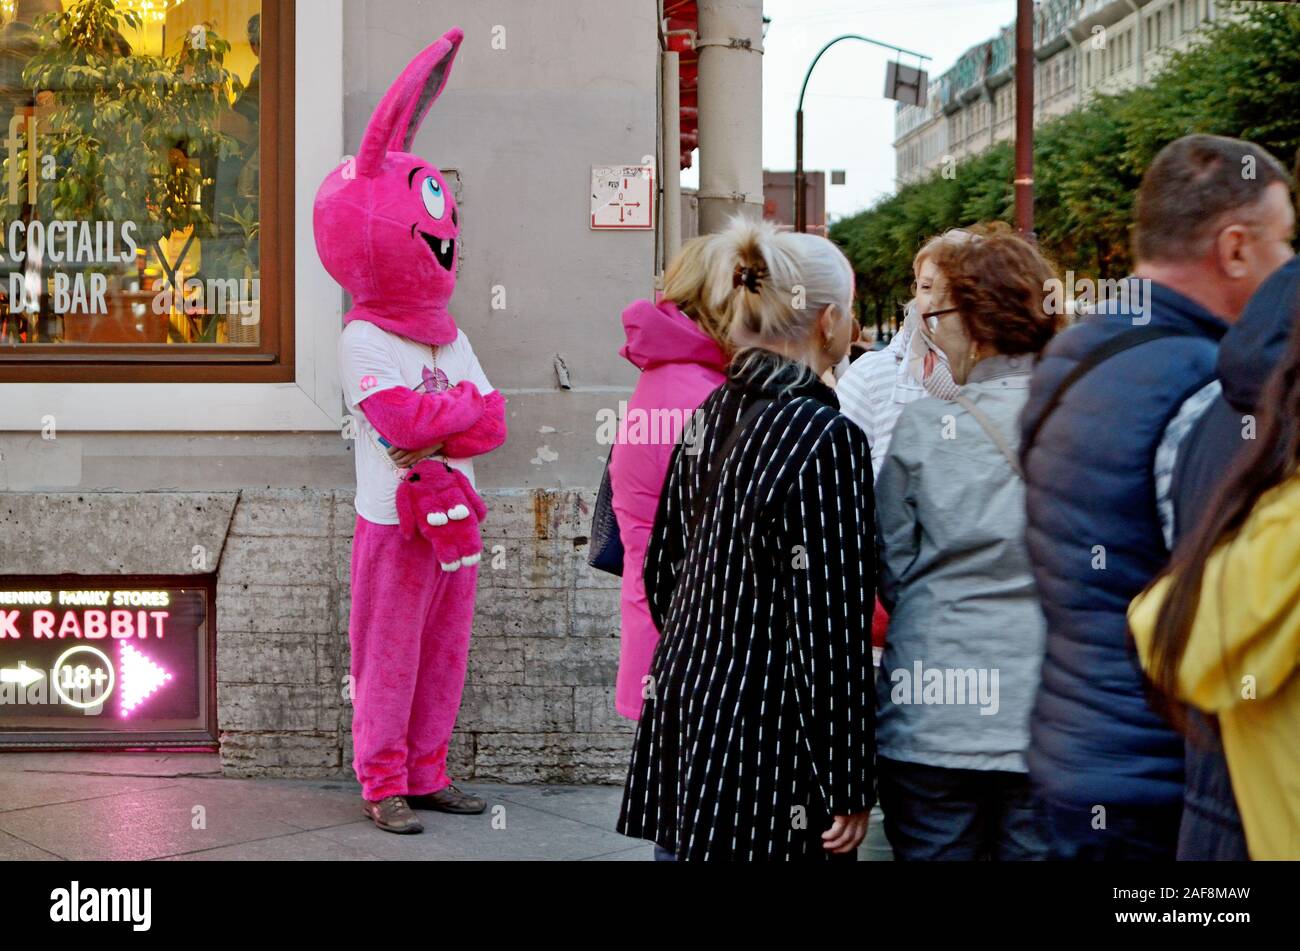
{"left": 609, "top": 235, "right": 734, "bottom": 721}
{"left": 618, "top": 219, "right": 875, "bottom": 861}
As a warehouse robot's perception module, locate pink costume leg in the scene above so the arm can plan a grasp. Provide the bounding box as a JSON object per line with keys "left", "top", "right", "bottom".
{"left": 405, "top": 565, "right": 478, "bottom": 795}
{"left": 348, "top": 516, "right": 439, "bottom": 801}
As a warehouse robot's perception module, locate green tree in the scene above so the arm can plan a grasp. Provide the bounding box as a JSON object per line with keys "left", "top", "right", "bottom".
{"left": 16, "top": 0, "right": 241, "bottom": 268}
{"left": 831, "top": 1, "right": 1300, "bottom": 310}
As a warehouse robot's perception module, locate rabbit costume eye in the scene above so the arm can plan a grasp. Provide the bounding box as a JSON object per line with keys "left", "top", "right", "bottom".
{"left": 422, "top": 177, "right": 446, "bottom": 220}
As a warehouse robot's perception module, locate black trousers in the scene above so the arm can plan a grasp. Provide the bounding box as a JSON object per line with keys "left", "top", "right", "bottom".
{"left": 877, "top": 757, "right": 1048, "bottom": 861}
{"left": 1037, "top": 795, "right": 1181, "bottom": 861}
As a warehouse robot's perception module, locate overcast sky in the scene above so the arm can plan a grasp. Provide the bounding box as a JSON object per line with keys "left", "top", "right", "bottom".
{"left": 682, "top": 0, "right": 1019, "bottom": 221}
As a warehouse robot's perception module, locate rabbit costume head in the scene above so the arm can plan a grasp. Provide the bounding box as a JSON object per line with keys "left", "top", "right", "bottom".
{"left": 314, "top": 28, "right": 464, "bottom": 345}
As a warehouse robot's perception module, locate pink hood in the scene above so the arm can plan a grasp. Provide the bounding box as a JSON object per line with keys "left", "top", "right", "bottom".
{"left": 619, "top": 299, "right": 728, "bottom": 374}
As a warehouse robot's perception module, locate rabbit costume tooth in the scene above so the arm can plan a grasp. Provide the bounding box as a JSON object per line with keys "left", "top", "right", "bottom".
{"left": 315, "top": 28, "right": 508, "bottom": 804}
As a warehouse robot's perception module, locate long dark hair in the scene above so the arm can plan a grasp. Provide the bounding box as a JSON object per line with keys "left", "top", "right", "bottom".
{"left": 1145, "top": 298, "right": 1300, "bottom": 726}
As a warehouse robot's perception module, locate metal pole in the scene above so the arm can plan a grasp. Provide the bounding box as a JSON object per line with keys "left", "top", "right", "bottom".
{"left": 1014, "top": 0, "right": 1035, "bottom": 239}
{"left": 795, "top": 34, "right": 932, "bottom": 234}
{"left": 697, "top": 0, "right": 765, "bottom": 233}
{"left": 662, "top": 49, "right": 682, "bottom": 265}
{"left": 795, "top": 109, "right": 805, "bottom": 233}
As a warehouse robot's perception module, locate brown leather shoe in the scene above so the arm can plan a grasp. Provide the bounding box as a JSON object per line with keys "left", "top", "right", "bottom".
{"left": 362, "top": 795, "right": 424, "bottom": 834}
{"left": 407, "top": 784, "right": 487, "bottom": 815}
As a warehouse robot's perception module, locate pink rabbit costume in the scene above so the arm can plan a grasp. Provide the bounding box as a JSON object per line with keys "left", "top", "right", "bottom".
{"left": 314, "top": 28, "right": 507, "bottom": 803}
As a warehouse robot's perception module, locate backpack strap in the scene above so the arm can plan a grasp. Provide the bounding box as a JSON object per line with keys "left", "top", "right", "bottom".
{"left": 1021, "top": 326, "right": 1190, "bottom": 460}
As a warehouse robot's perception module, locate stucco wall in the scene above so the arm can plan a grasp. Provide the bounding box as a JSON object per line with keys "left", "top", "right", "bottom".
{"left": 342, "top": 0, "right": 659, "bottom": 490}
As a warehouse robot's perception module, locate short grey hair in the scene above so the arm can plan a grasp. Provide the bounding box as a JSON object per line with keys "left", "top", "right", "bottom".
{"left": 1134, "top": 134, "right": 1292, "bottom": 264}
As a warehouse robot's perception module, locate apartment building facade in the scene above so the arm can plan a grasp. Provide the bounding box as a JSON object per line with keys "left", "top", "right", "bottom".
{"left": 895, "top": 0, "right": 1225, "bottom": 186}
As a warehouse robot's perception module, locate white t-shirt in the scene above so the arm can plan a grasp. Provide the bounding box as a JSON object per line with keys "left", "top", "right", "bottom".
{"left": 339, "top": 321, "right": 495, "bottom": 525}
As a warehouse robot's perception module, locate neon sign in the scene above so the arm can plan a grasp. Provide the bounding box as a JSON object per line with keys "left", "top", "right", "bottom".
{"left": 0, "top": 578, "right": 215, "bottom": 748}
{"left": 119, "top": 643, "right": 173, "bottom": 717}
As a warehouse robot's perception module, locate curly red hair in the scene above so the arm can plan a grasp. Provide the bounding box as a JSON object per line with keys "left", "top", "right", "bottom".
{"left": 937, "top": 223, "right": 1063, "bottom": 356}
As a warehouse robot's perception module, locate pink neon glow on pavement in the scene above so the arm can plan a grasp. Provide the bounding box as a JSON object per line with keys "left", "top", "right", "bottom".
{"left": 119, "top": 642, "right": 173, "bottom": 717}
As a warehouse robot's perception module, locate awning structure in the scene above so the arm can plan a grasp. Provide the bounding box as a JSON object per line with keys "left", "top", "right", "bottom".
{"left": 663, "top": 0, "right": 698, "bottom": 169}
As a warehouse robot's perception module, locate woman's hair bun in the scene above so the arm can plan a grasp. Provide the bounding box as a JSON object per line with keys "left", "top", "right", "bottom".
{"left": 708, "top": 217, "right": 854, "bottom": 348}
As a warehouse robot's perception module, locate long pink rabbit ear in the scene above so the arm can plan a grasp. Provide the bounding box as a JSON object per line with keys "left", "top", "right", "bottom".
{"left": 356, "top": 27, "right": 464, "bottom": 178}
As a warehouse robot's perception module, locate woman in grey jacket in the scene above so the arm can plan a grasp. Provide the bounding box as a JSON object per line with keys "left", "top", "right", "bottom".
{"left": 874, "top": 226, "right": 1063, "bottom": 861}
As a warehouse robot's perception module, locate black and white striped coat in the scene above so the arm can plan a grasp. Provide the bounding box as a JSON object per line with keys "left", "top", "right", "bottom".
{"left": 618, "top": 352, "right": 876, "bottom": 861}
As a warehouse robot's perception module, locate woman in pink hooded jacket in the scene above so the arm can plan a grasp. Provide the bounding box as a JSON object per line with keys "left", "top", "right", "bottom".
{"left": 610, "top": 236, "right": 733, "bottom": 719}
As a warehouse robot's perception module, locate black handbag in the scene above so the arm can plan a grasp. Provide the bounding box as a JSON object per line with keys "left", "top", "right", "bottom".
{"left": 587, "top": 447, "right": 624, "bottom": 576}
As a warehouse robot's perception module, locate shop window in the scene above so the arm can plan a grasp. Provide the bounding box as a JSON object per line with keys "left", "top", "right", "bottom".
{"left": 0, "top": 0, "right": 294, "bottom": 384}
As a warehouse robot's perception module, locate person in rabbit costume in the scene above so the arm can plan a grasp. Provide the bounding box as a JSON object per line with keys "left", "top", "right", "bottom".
{"left": 314, "top": 27, "right": 507, "bottom": 834}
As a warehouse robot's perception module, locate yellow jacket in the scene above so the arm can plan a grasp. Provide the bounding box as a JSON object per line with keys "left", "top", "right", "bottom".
{"left": 1129, "top": 476, "right": 1300, "bottom": 860}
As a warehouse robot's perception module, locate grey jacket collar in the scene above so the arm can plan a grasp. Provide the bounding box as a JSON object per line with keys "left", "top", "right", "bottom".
{"left": 967, "top": 353, "right": 1034, "bottom": 386}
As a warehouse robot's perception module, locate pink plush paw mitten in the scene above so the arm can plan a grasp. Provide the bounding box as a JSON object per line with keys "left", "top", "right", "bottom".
{"left": 395, "top": 460, "right": 488, "bottom": 572}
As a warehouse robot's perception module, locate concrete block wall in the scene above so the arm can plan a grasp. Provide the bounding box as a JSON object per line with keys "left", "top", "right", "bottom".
{"left": 216, "top": 489, "right": 353, "bottom": 777}
{"left": 457, "top": 489, "right": 632, "bottom": 784}
{"left": 216, "top": 488, "right": 631, "bottom": 785}
{"left": 0, "top": 488, "right": 631, "bottom": 784}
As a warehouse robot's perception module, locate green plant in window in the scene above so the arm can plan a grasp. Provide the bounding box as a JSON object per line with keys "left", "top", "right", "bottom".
{"left": 13, "top": 0, "right": 243, "bottom": 292}
{"left": 222, "top": 200, "right": 258, "bottom": 278}
{"left": 197, "top": 199, "right": 258, "bottom": 342}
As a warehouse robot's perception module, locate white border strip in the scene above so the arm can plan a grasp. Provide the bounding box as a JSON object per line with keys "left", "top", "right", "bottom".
{"left": 0, "top": 0, "right": 345, "bottom": 433}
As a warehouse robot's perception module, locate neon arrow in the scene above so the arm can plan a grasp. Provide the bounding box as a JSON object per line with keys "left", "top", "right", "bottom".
{"left": 119, "top": 643, "right": 172, "bottom": 717}
{"left": 0, "top": 663, "right": 43, "bottom": 688}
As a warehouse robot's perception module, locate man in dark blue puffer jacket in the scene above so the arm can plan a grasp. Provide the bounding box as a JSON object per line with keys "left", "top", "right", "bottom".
{"left": 1019, "top": 135, "right": 1296, "bottom": 861}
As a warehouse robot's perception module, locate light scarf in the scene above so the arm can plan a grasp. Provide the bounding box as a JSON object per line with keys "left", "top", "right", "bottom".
{"left": 891, "top": 303, "right": 961, "bottom": 403}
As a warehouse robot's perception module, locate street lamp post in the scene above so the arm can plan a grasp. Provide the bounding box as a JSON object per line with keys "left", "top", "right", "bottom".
{"left": 795, "top": 34, "right": 930, "bottom": 233}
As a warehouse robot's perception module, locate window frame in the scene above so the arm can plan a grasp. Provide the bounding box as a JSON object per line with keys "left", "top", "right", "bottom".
{"left": 0, "top": 0, "right": 296, "bottom": 386}
{"left": 0, "top": 0, "right": 344, "bottom": 433}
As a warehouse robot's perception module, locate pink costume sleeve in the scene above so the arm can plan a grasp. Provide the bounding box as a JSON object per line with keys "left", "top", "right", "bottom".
{"left": 359, "top": 381, "right": 484, "bottom": 451}
{"left": 440, "top": 390, "right": 507, "bottom": 459}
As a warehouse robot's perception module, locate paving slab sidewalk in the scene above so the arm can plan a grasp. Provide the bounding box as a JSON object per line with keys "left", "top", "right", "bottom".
{"left": 0, "top": 752, "right": 892, "bottom": 861}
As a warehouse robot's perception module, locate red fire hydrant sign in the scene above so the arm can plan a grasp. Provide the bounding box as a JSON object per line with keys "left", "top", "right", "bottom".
{"left": 591, "top": 164, "right": 655, "bottom": 230}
